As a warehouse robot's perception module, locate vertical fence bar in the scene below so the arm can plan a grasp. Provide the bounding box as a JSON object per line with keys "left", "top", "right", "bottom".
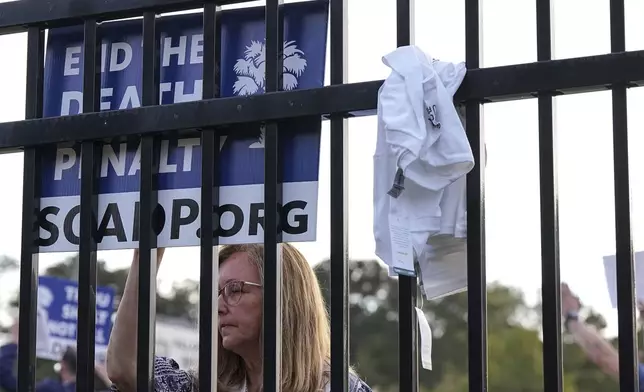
{"left": 329, "top": 0, "right": 349, "bottom": 389}
{"left": 77, "top": 18, "right": 101, "bottom": 392}
{"left": 464, "top": 0, "right": 487, "bottom": 390}
{"left": 395, "top": 1, "right": 418, "bottom": 391}
{"left": 263, "top": 0, "right": 283, "bottom": 391}
{"left": 137, "top": 11, "right": 160, "bottom": 392}
{"left": 17, "top": 26, "right": 45, "bottom": 392}
{"left": 609, "top": 0, "right": 638, "bottom": 390}
{"left": 537, "top": 0, "right": 562, "bottom": 388}
{"left": 199, "top": 3, "right": 221, "bottom": 392}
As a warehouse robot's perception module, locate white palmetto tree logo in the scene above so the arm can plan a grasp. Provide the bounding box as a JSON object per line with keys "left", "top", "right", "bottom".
{"left": 233, "top": 40, "right": 307, "bottom": 149}
{"left": 233, "top": 40, "right": 308, "bottom": 96}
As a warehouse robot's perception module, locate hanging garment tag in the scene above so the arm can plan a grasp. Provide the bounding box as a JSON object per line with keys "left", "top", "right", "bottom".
{"left": 415, "top": 307, "right": 433, "bottom": 370}
{"left": 389, "top": 215, "right": 416, "bottom": 276}
{"left": 387, "top": 168, "right": 406, "bottom": 198}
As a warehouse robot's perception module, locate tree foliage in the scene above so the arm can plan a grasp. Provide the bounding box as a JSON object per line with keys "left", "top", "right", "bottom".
{"left": 314, "top": 259, "right": 621, "bottom": 392}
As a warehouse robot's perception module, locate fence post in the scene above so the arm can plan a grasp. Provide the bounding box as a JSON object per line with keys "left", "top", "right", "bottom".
{"left": 464, "top": 0, "right": 487, "bottom": 391}
{"left": 330, "top": 0, "right": 349, "bottom": 389}
{"left": 610, "top": 0, "right": 639, "bottom": 390}
{"left": 17, "top": 26, "right": 45, "bottom": 392}
{"left": 137, "top": 11, "right": 161, "bottom": 392}
{"left": 198, "top": 3, "right": 221, "bottom": 391}
{"left": 263, "top": 1, "right": 284, "bottom": 391}
{"left": 395, "top": 1, "right": 419, "bottom": 391}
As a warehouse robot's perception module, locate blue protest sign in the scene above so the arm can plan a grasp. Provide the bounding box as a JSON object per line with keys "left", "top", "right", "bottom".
{"left": 38, "top": 1, "right": 328, "bottom": 252}
{"left": 37, "top": 275, "right": 115, "bottom": 362}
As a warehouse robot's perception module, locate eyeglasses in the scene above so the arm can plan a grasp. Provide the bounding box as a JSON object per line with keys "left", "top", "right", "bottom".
{"left": 218, "top": 280, "right": 262, "bottom": 306}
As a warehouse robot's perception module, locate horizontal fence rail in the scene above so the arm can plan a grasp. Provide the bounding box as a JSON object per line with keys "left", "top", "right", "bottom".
{"left": 2, "top": 0, "right": 639, "bottom": 391}
{"left": 2, "top": 50, "right": 644, "bottom": 151}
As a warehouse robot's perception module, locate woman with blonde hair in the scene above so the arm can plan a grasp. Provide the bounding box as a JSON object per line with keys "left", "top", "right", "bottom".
{"left": 106, "top": 244, "right": 373, "bottom": 392}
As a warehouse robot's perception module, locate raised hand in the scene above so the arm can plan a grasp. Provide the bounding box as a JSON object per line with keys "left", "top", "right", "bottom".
{"left": 561, "top": 283, "right": 581, "bottom": 315}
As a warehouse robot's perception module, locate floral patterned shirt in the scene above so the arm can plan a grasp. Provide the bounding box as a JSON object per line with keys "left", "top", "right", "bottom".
{"left": 109, "top": 357, "right": 373, "bottom": 392}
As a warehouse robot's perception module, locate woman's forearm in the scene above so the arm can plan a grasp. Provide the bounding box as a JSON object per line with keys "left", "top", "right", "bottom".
{"left": 106, "top": 250, "right": 141, "bottom": 389}
{"left": 106, "top": 249, "right": 164, "bottom": 390}
{"left": 568, "top": 319, "right": 620, "bottom": 378}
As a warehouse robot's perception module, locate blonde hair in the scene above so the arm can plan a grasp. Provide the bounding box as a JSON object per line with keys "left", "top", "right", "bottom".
{"left": 213, "top": 243, "right": 332, "bottom": 392}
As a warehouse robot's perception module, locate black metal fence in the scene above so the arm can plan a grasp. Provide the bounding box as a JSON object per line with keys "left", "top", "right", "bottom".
{"left": 0, "top": 0, "right": 641, "bottom": 391}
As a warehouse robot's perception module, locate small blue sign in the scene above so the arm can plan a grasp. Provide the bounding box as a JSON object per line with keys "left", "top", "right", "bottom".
{"left": 37, "top": 275, "right": 115, "bottom": 362}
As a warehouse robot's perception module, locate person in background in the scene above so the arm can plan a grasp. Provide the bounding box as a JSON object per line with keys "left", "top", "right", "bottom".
{"left": 561, "top": 283, "right": 644, "bottom": 390}
{"left": 106, "top": 245, "right": 374, "bottom": 392}
{"left": 0, "top": 319, "right": 112, "bottom": 392}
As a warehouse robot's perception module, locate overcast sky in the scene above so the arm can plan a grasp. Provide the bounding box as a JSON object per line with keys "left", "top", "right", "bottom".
{"left": 1, "top": 0, "right": 644, "bottom": 339}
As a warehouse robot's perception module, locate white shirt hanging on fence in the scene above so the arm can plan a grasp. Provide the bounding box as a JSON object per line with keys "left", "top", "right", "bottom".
{"left": 373, "top": 45, "right": 474, "bottom": 299}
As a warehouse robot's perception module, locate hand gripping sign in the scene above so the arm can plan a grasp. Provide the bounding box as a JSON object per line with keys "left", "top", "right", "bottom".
{"left": 38, "top": 1, "right": 328, "bottom": 252}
